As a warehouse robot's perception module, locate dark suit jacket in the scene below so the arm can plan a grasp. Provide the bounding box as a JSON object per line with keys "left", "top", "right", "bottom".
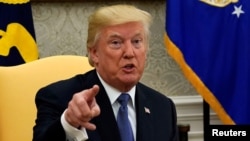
{"left": 33, "top": 69, "right": 178, "bottom": 141}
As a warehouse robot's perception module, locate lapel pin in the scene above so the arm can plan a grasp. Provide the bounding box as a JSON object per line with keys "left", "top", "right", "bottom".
{"left": 144, "top": 107, "right": 150, "bottom": 114}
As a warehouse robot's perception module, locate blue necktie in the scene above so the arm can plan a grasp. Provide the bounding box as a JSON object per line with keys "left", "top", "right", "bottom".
{"left": 117, "top": 93, "right": 134, "bottom": 141}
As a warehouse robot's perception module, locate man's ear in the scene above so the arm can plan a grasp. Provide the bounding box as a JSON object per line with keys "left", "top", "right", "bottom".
{"left": 88, "top": 47, "right": 98, "bottom": 63}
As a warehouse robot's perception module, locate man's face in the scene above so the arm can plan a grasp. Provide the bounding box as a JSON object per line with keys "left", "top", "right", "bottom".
{"left": 89, "top": 22, "right": 147, "bottom": 92}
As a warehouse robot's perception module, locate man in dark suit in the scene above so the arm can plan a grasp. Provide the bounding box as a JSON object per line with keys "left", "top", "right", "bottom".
{"left": 33, "top": 4, "right": 179, "bottom": 141}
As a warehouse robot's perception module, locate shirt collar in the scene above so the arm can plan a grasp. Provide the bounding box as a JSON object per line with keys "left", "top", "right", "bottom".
{"left": 96, "top": 72, "right": 136, "bottom": 107}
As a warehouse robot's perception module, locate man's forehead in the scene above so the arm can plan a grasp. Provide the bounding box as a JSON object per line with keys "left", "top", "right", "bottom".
{"left": 107, "top": 31, "right": 144, "bottom": 38}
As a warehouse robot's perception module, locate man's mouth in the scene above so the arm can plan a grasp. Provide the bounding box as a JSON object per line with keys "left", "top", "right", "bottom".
{"left": 124, "top": 64, "right": 134, "bottom": 69}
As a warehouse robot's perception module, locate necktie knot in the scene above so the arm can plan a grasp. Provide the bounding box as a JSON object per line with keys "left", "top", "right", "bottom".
{"left": 117, "top": 93, "right": 130, "bottom": 107}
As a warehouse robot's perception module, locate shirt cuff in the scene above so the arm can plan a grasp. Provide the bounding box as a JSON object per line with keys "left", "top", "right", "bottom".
{"left": 61, "top": 110, "right": 88, "bottom": 141}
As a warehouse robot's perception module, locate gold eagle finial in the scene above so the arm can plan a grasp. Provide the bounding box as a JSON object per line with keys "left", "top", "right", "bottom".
{"left": 200, "top": 0, "right": 238, "bottom": 7}
{"left": 0, "top": 0, "right": 29, "bottom": 4}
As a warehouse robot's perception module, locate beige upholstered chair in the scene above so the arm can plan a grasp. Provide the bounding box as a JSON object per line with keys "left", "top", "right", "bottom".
{"left": 0, "top": 55, "right": 93, "bottom": 141}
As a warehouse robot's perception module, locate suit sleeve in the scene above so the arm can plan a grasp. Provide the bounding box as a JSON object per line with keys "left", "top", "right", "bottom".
{"left": 32, "top": 86, "right": 68, "bottom": 141}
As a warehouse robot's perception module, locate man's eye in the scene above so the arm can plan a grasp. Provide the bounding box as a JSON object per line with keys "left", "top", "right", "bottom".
{"left": 133, "top": 39, "right": 141, "bottom": 44}
{"left": 112, "top": 40, "right": 121, "bottom": 45}
{"left": 132, "top": 39, "right": 142, "bottom": 48}
{"left": 110, "top": 40, "right": 122, "bottom": 49}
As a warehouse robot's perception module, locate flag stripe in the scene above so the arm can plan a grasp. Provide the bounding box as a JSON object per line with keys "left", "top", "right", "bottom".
{"left": 164, "top": 33, "right": 234, "bottom": 124}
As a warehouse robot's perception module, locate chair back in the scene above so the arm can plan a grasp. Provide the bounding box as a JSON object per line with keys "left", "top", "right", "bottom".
{"left": 0, "top": 55, "right": 93, "bottom": 141}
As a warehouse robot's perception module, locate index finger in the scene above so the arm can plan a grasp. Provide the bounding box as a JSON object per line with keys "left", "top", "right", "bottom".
{"left": 83, "top": 84, "right": 99, "bottom": 102}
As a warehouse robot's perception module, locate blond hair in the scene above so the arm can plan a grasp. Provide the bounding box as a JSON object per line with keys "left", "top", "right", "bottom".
{"left": 87, "top": 4, "right": 152, "bottom": 66}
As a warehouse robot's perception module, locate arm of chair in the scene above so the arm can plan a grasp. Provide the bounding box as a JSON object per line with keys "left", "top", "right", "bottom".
{"left": 178, "top": 123, "right": 190, "bottom": 141}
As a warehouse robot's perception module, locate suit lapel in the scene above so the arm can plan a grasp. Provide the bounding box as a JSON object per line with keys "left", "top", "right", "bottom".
{"left": 93, "top": 85, "right": 121, "bottom": 141}
{"left": 85, "top": 71, "right": 121, "bottom": 141}
{"left": 135, "top": 86, "right": 154, "bottom": 141}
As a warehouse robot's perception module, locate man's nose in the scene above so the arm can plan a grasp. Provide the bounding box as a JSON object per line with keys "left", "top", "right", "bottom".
{"left": 123, "top": 41, "right": 135, "bottom": 58}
